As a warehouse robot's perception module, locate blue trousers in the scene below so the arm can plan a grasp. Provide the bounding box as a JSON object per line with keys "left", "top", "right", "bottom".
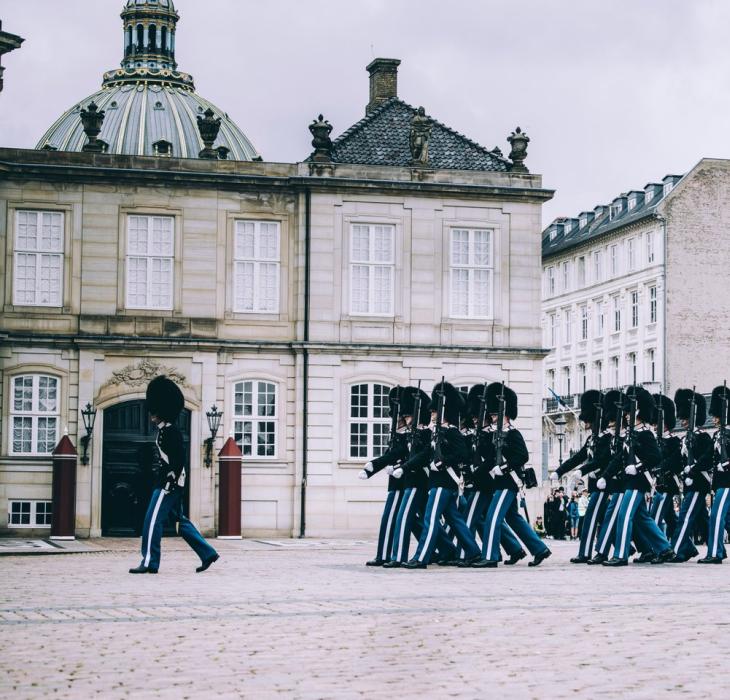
{"left": 390, "top": 487, "right": 454, "bottom": 562}
{"left": 413, "top": 487, "right": 480, "bottom": 564}
{"left": 139, "top": 488, "right": 217, "bottom": 570}
{"left": 671, "top": 491, "right": 702, "bottom": 559}
{"left": 706, "top": 487, "right": 730, "bottom": 559}
{"left": 577, "top": 491, "right": 608, "bottom": 559}
{"left": 375, "top": 490, "right": 404, "bottom": 561}
{"left": 651, "top": 491, "right": 677, "bottom": 538}
{"left": 613, "top": 489, "right": 671, "bottom": 560}
{"left": 457, "top": 490, "right": 523, "bottom": 559}
{"left": 481, "top": 489, "right": 547, "bottom": 562}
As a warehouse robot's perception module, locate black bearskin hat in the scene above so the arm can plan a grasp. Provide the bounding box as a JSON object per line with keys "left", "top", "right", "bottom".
{"left": 578, "top": 390, "right": 602, "bottom": 424}
{"left": 388, "top": 386, "right": 404, "bottom": 418}
{"left": 601, "top": 390, "right": 627, "bottom": 428}
{"left": 709, "top": 385, "right": 730, "bottom": 420}
{"left": 633, "top": 386, "right": 656, "bottom": 425}
{"left": 467, "top": 383, "right": 489, "bottom": 424}
{"left": 652, "top": 394, "right": 676, "bottom": 433}
{"left": 431, "top": 381, "right": 466, "bottom": 426}
{"left": 400, "top": 386, "right": 431, "bottom": 425}
{"left": 146, "top": 375, "right": 184, "bottom": 423}
{"left": 674, "top": 388, "right": 706, "bottom": 426}
{"left": 486, "top": 382, "right": 518, "bottom": 420}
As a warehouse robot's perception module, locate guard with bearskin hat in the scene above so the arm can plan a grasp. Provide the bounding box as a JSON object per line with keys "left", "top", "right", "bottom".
{"left": 699, "top": 384, "right": 730, "bottom": 563}
{"left": 665, "top": 388, "right": 713, "bottom": 563}
{"left": 385, "top": 386, "right": 456, "bottom": 567}
{"left": 358, "top": 386, "right": 409, "bottom": 566}
{"left": 550, "top": 389, "right": 612, "bottom": 563}
{"left": 404, "top": 381, "right": 481, "bottom": 568}
{"left": 603, "top": 387, "right": 674, "bottom": 566}
{"left": 453, "top": 383, "right": 527, "bottom": 566}
{"left": 649, "top": 393, "right": 682, "bottom": 541}
{"left": 472, "top": 382, "right": 551, "bottom": 568}
{"left": 129, "top": 375, "right": 219, "bottom": 574}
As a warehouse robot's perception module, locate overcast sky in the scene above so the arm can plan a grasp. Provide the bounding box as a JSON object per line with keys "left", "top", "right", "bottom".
{"left": 2, "top": 0, "right": 730, "bottom": 224}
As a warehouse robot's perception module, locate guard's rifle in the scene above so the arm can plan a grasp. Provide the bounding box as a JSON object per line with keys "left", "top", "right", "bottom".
{"left": 685, "top": 385, "right": 697, "bottom": 471}
{"left": 407, "top": 380, "right": 423, "bottom": 455}
{"left": 388, "top": 386, "right": 403, "bottom": 447}
{"left": 433, "top": 376, "right": 447, "bottom": 469}
{"left": 494, "top": 382, "right": 507, "bottom": 472}
{"left": 625, "top": 374, "right": 638, "bottom": 469}
{"left": 652, "top": 392, "right": 665, "bottom": 479}
{"left": 603, "top": 390, "right": 626, "bottom": 483}
{"left": 472, "top": 382, "right": 490, "bottom": 472}
{"left": 719, "top": 380, "right": 728, "bottom": 472}
{"left": 592, "top": 391, "right": 604, "bottom": 454}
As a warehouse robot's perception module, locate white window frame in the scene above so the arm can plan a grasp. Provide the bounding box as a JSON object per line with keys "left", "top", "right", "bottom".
{"left": 562, "top": 366, "right": 571, "bottom": 396}
{"left": 563, "top": 309, "right": 572, "bottom": 344}
{"left": 649, "top": 286, "right": 657, "bottom": 324}
{"left": 547, "top": 369, "right": 555, "bottom": 391}
{"left": 549, "top": 313, "right": 558, "bottom": 347}
{"left": 577, "top": 256, "right": 586, "bottom": 287}
{"left": 611, "top": 356, "right": 620, "bottom": 387}
{"left": 233, "top": 220, "right": 281, "bottom": 314}
{"left": 580, "top": 304, "right": 588, "bottom": 341}
{"left": 645, "top": 189, "right": 654, "bottom": 204}
{"left": 10, "top": 374, "right": 60, "bottom": 456}
{"left": 627, "top": 352, "right": 637, "bottom": 384}
{"left": 13, "top": 210, "right": 64, "bottom": 307}
{"left": 232, "top": 380, "right": 278, "bottom": 459}
{"left": 578, "top": 363, "right": 587, "bottom": 393}
{"left": 630, "top": 290, "right": 639, "bottom": 328}
{"left": 595, "top": 361, "right": 603, "bottom": 390}
{"left": 125, "top": 214, "right": 174, "bottom": 310}
{"left": 350, "top": 223, "right": 395, "bottom": 316}
{"left": 627, "top": 238, "right": 636, "bottom": 271}
{"left": 595, "top": 300, "right": 604, "bottom": 337}
{"left": 348, "top": 382, "right": 392, "bottom": 460}
{"left": 610, "top": 245, "right": 619, "bottom": 277}
{"left": 547, "top": 266, "right": 556, "bottom": 296}
{"left": 647, "top": 348, "right": 656, "bottom": 382}
{"left": 7, "top": 500, "right": 53, "bottom": 528}
{"left": 561, "top": 261, "right": 570, "bottom": 293}
{"left": 646, "top": 232, "right": 655, "bottom": 264}
{"left": 593, "top": 250, "right": 603, "bottom": 282}
{"left": 612, "top": 295, "right": 621, "bottom": 333}
{"left": 449, "top": 228, "right": 494, "bottom": 319}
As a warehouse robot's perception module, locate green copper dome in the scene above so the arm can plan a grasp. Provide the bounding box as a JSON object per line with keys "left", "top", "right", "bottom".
{"left": 36, "top": 1, "right": 259, "bottom": 161}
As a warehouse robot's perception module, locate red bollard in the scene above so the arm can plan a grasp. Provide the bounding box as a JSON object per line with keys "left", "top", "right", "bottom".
{"left": 51, "top": 435, "right": 77, "bottom": 540}
{"left": 218, "top": 437, "right": 242, "bottom": 539}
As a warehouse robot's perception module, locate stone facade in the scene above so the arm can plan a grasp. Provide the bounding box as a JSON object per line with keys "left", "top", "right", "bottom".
{"left": 0, "top": 148, "right": 551, "bottom": 537}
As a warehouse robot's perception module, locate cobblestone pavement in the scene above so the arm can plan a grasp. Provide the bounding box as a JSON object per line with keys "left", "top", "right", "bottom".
{"left": 1, "top": 537, "right": 729, "bottom": 699}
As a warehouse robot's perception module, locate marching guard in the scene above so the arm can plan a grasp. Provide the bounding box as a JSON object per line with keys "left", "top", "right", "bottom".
{"left": 649, "top": 394, "right": 682, "bottom": 539}
{"left": 129, "top": 376, "right": 219, "bottom": 574}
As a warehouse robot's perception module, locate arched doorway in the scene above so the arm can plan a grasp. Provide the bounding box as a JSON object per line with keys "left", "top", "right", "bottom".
{"left": 102, "top": 399, "right": 191, "bottom": 536}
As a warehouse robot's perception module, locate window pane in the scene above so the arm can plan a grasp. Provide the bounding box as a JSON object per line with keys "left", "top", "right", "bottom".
{"left": 258, "top": 262, "right": 279, "bottom": 312}
{"left": 41, "top": 212, "right": 64, "bottom": 252}
{"left": 128, "top": 216, "right": 148, "bottom": 255}
{"left": 15, "top": 252, "right": 37, "bottom": 304}
{"left": 373, "top": 384, "right": 390, "bottom": 419}
{"left": 17, "top": 211, "right": 38, "bottom": 251}
{"left": 473, "top": 230, "right": 491, "bottom": 266}
{"left": 258, "top": 223, "right": 279, "bottom": 260}
{"left": 235, "top": 221, "right": 255, "bottom": 259}
{"left": 257, "top": 421, "right": 276, "bottom": 457}
{"left": 38, "top": 376, "right": 58, "bottom": 413}
{"left": 257, "top": 382, "right": 276, "bottom": 417}
{"left": 372, "top": 422, "right": 390, "bottom": 457}
{"left": 37, "top": 417, "right": 58, "bottom": 454}
{"left": 151, "top": 216, "right": 173, "bottom": 256}
{"left": 127, "top": 257, "right": 148, "bottom": 306}
{"left": 372, "top": 266, "right": 392, "bottom": 314}
{"left": 38, "top": 254, "right": 62, "bottom": 306}
{"left": 13, "top": 417, "right": 32, "bottom": 453}
{"left": 351, "top": 265, "right": 369, "bottom": 313}
{"left": 36, "top": 501, "right": 53, "bottom": 526}
{"left": 234, "top": 420, "right": 253, "bottom": 456}
{"left": 13, "top": 376, "right": 33, "bottom": 412}
{"left": 149, "top": 257, "right": 172, "bottom": 308}
{"left": 350, "top": 384, "right": 367, "bottom": 418}
{"left": 451, "top": 268, "right": 468, "bottom": 316}
{"left": 351, "top": 225, "right": 370, "bottom": 263}
{"left": 373, "top": 226, "right": 393, "bottom": 263}
{"left": 350, "top": 423, "right": 367, "bottom": 458}
{"left": 472, "top": 269, "right": 491, "bottom": 316}
{"left": 451, "top": 230, "right": 469, "bottom": 265}
{"left": 235, "top": 261, "right": 255, "bottom": 311}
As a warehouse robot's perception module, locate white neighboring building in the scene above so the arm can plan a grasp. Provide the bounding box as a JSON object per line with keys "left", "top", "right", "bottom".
{"left": 541, "top": 174, "right": 682, "bottom": 476}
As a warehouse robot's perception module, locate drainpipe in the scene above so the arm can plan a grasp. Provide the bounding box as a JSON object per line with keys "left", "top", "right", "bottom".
{"left": 299, "top": 188, "right": 311, "bottom": 538}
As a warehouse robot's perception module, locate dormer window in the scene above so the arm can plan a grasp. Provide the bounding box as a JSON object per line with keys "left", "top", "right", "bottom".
{"left": 610, "top": 203, "right": 622, "bottom": 220}
{"left": 564, "top": 221, "right": 572, "bottom": 234}
{"left": 645, "top": 189, "right": 654, "bottom": 204}
{"left": 549, "top": 230, "right": 557, "bottom": 241}
{"left": 663, "top": 181, "right": 674, "bottom": 196}
{"left": 579, "top": 215, "right": 587, "bottom": 228}
{"left": 628, "top": 197, "right": 637, "bottom": 211}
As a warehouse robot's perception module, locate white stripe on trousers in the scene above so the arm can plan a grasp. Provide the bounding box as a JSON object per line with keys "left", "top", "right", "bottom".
{"left": 143, "top": 489, "right": 167, "bottom": 567}
{"left": 618, "top": 490, "right": 639, "bottom": 559}
{"left": 378, "top": 492, "right": 402, "bottom": 560}
{"left": 598, "top": 493, "right": 624, "bottom": 555}
{"left": 394, "top": 489, "right": 417, "bottom": 561}
{"left": 673, "top": 492, "right": 699, "bottom": 555}
{"left": 418, "top": 488, "right": 443, "bottom": 562}
{"left": 711, "top": 489, "right": 729, "bottom": 558}
{"left": 486, "top": 490, "right": 509, "bottom": 561}
{"left": 459, "top": 492, "right": 482, "bottom": 559}
{"left": 580, "top": 492, "right": 604, "bottom": 559}
{"left": 654, "top": 493, "right": 667, "bottom": 526}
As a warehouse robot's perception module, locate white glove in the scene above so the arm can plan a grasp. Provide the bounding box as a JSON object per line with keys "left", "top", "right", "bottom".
{"left": 624, "top": 465, "right": 638, "bottom": 476}
{"left": 597, "top": 477, "right": 607, "bottom": 491}
{"left": 163, "top": 471, "right": 177, "bottom": 493}
{"left": 392, "top": 467, "right": 404, "bottom": 479}
{"left": 489, "top": 466, "right": 503, "bottom": 478}
{"left": 685, "top": 477, "right": 693, "bottom": 486}
{"left": 357, "top": 470, "right": 369, "bottom": 480}
{"left": 364, "top": 461, "right": 374, "bottom": 473}
{"left": 683, "top": 465, "right": 691, "bottom": 475}
{"left": 385, "top": 465, "right": 395, "bottom": 476}
{"left": 549, "top": 471, "right": 558, "bottom": 480}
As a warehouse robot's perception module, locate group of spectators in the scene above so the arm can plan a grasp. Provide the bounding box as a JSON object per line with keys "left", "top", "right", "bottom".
{"left": 540, "top": 488, "right": 589, "bottom": 540}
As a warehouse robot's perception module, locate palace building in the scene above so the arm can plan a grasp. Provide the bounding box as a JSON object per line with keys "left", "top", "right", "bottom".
{"left": 1, "top": 0, "right": 552, "bottom": 537}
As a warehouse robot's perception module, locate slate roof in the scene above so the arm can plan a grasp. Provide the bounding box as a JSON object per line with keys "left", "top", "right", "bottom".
{"left": 319, "top": 98, "right": 510, "bottom": 172}
{"left": 542, "top": 175, "right": 683, "bottom": 260}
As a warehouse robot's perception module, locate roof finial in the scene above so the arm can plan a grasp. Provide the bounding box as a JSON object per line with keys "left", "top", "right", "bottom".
{"left": 80, "top": 102, "right": 108, "bottom": 153}
{"left": 507, "top": 126, "right": 530, "bottom": 173}
{"left": 197, "top": 108, "right": 222, "bottom": 159}
{"left": 309, "top": 114, "right": 333, "bottom": 163}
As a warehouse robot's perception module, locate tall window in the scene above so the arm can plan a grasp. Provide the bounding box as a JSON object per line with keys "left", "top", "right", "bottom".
{"left": 233, "top": 380, "right": 277, "bottom": 457}
{"left": 595, "top": 300, "right": 605, "bottom": 337}
{"left": 13, "top": 210, "right": 64, "bottom": 307}
{"left": 351, "top": 224, "right": 395, "bottom": 315}
{"left": 578, "top": 363, "right": 587, "bottom": 393}
{"left": 595, "top": 360, "right": 603, "bottom": 390}
{"left": 630, "top": 290, "right": 639, "bottom": 328}
{"left": 549, "top": 313, "right": 558, "bottom": 347}
{"left": 627, "top": 352, "right": 637, "bottom": 384}
{"left": 627, "top": 239, "right": 636, "bottom": 271}
{"left": 562, "top": 366, "right": 571, "bottom": 396}
{"left": 233, "top": 220, "right": 280, "bottom": 313}
{"left": 563, "top": 309, "right": 572, "bottom": 344}
{"left": 611, "top": 357, "right": 620, "bottom": 387}
{"left": 450, "top": 228, "right": 493, "bottom": 318}
{"left": 577, "top": 256, "right": 586, "bottom": 287}
{"left": 562, "top": 261, "right": 570, "bottom": 293}
{"left": 646, "top": 232, "right": 655, "bottom": 263}
{"left": 126, "top": 215, "right": 174, "bottom": 310}
{"left": 546, "top": 369, "right": 555, "bottom": 391}
{"left": 647, "top": 348, "right": 656, "bottom": 382}
{"left": 11, "top": 375, "right": 59, "bottom": 455}
{"left": 546, "top": 266, "right": 556, "bottom": 296}
{"left": 593, "top": 250, "right": 603, "bottom": 282}
{"left": 580, "top": 305, "right": 588, "bottom": 340}
{"left": 649, "top": 285, "right": 657, "bottom": 323}
{"left": 610, "top": 245, "right": 619, "bottom": 277}
{"left": 612, "top": 295, "right": 621, "bottom": 332}
{"left": 349, "top": 383, "right": 391, "bottom": 459}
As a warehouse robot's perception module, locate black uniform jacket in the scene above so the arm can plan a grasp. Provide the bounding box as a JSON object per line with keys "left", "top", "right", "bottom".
{"left": 366, "top": 432, "right": 409, "bottom": 492}
{"left": 485, "top": 426, "right": 529, "bottom": 493}
{"left": 156, "top": 422, "right": 186, "bottom": 489}
{"left": 429, "top": 425, "right": 469, "bottom": 490}
{"left": 399, "top": 427, "right": 432, "bottom": 490}
{"left": 603, "top": 427, "right": 661, "bottom": 493}
{"left": 684, "top": 430, "right": 713, "bottom": 494}
{"left": 654, "top": 434, "right": 683, "bottom": 495}
{"left": 712, "top": 428, "right": 730, "bottom": 491}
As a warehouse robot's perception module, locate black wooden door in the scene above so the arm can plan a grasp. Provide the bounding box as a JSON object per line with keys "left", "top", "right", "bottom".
{"left": 102, "top": 400, "right": 190, "bottom": 537}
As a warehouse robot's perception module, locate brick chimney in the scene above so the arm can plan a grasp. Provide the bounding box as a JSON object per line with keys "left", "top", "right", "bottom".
{"left": 366, "top": 58, "right": 401, "bottom": 114}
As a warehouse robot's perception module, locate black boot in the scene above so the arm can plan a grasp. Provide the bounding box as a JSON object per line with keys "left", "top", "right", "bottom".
{"left": 570, "top": 555, "right": 589, "bottom": 564}
{"left": 633, "top": 552, "right": 655, "bottom": 564}
{"left": 587, "top": 553, "right": 607, "bottom": 565}
{"left": 129, "top": 565, "right": 157, "bottom": 574}
{"left": 602, "top": 557, "right": 628, "bottom": 567}
{"left": 382, "top": 560, "right": 402, "bottom": 568}
{"left": 403, "top": 559, "right": 427, "bottom": 569}
{"left": 651, "top": 549, "right": 677, "bottom": 564}
{"left": 697, "top": 556, "right": 723, "bottom": 564}
{"left": 470, "top": 558, "right": 498, "bottom": 568}
{"left": 505, "top": 550, "right": 527, "bottom": 566}
{"left": 528, "top": 549, "right": 552, "bottom": 567}
{"left": 366, "top": 558, "right": 385, "bottom": 567}
{"left": 196, "top": 553, "right": 219, "bottom": 573}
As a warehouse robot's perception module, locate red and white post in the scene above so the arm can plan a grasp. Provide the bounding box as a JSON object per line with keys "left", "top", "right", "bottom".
{"left": 217, "top": 436, "right": 242, "bottom": 539}
{"left": 50, "top": 435, "right": 77, "bottom": 540}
